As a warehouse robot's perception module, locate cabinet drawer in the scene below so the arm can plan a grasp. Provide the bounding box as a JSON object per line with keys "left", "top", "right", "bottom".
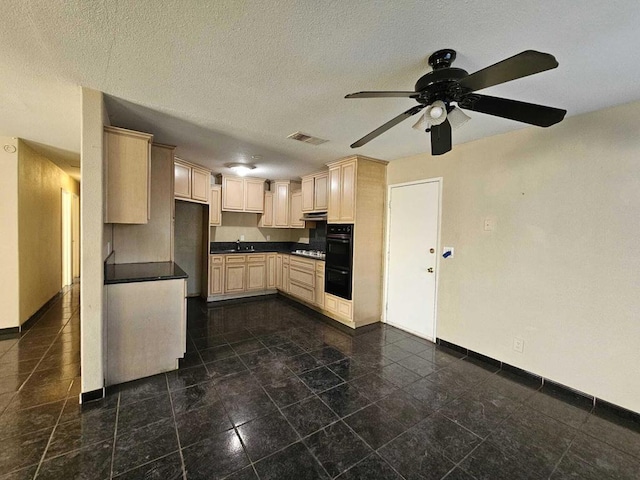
{"left": 290, "top": 256, "right": 315, "bottom": 272}
{"left": 289, "top": 283, "right": 315, "bottom": 303}
{"left": 226, "top": 255, "right": 246, "bottom": 264}
{"left": 289, "top": 267, "right": 315, "bottom": 288}
{"left": 316, "top": 261, "right": 325, "bottom": 273}
{"left": 324, "top": 293, "right": 338, "bottom": 314}
{"left": 338, "top": 299, "right": 353, "bottom": 319}
{"left": 210, "top": 255, "right": 224, "bottom": 265}
{"left": 247, "top": 254, "right": 266, "bottom": 263}
{"left": 324, "top": 293, "right": 353, "bottom": 320}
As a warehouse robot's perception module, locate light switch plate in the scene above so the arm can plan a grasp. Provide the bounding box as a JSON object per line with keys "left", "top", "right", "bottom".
{"left": 513, "top": 338, "right": 524, "bottom": 353}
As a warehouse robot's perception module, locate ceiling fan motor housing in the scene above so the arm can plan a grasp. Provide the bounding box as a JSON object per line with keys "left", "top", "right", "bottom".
{"left": 415, "top": 50, "right": 468, "bottom": 106}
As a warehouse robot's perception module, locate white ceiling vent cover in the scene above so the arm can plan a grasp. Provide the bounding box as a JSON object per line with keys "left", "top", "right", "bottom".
{"left": 287, "top": 131, "right": 328, "bottom": 146}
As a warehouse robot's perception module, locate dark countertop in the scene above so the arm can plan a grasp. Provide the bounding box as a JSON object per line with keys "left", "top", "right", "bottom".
{"left": 209, "top": 250, "right": 325, "bottom": 261}
{"left": 105, "top": 262, "right": 188, "bottom": 285}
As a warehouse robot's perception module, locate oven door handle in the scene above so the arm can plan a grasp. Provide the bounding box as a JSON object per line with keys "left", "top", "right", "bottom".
{"left": 327, "top": 238, "right": 350, "bottom": 244}
{"left": 326, "top": 267, "right": 350, "bottom": 275}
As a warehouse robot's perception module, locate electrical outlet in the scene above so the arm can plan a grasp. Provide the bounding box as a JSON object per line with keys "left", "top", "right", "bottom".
{"left": 513, "top": 338, "right": 524, "bottom": 353}
{"left": 266, "top": 235, "right": 271, "bottom": 241}
{"left": 240, "top": 235, "right": 245, "bottom": 241}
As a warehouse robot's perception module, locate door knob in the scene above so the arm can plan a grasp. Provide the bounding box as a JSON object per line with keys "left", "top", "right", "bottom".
{"left": 427, "top": 267, "right": 434, "bottom": 273}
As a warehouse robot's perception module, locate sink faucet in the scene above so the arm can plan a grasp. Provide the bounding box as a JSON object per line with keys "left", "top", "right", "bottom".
{"left": 236, "top": 239, "right": 241, "bottom": 251}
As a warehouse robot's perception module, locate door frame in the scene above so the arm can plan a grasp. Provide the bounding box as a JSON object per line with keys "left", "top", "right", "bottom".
{"left": 382, "top": 177, "right": 443, "bottom": 341}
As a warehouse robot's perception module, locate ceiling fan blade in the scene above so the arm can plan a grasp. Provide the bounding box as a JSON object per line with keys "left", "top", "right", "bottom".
{"left": 458, "top": 50, "right": 559, "bottom": 93}
{"left": 350, "top": 105, "right": 425, "bottom": 148}
{"left": 458, "top": 94, "right": 566, "bottom": 127}
{"left": 345, "top": 91, "right": 418, "bottom": 99}
{"left": 430, "top": 119, "right": 452, "bottom": 155}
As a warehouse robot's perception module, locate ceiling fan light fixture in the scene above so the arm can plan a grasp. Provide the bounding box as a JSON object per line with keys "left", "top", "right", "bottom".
{"left": 226, "top": 163, "right": 256, "bottom": 176}
{"left": 425, "top": 100, "right": 447, "bottom": 125}
{"left": 448, "top": 107, "right": 471, "bottom": 130}
{"left": 412, "top": 112, "right": 431, "bottom": 131}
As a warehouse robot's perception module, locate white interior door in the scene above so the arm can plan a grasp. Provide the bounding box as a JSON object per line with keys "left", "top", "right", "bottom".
{"left": 386, "top": 179, "right": 441, "bottom": 340}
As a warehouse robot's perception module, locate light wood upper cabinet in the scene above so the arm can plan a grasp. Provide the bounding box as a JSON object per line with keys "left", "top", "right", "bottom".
{"left": 301, "top": 177, "right": 315, "bottom": 212}
{"left": 301, "top": 172, "right": 329, "bottom": 213}
{"left": 191, "top": 168, "right": 210, "bottom": 202}
{"left": 218, "top": 175, "right": 266, "bottom": 213}
{"left": 314, "top": 172, "right": 329, "bottom": 211}
{"left": 274, "top": 182, "right": 290, "bottom": 227}
{"left": 209, "top": 185, "right": 222, "bottom": 226}
{"left": 290, "top": 191, "right": 304, "bottom": 228}
{"left": 174, "top": 158, "right": 211, "bottom": 204}
{"left": 244, "top": 179, "right": 265, "bottom": 212}
{"left": 260, "top": 191, "right": 274, "bottom": 227}
{"left": 104, "top": 126, "right": 153, "bottom": 224}
{"left": 328, "top": 159, "right": 356, "bottom": 223}
{"left": 221, "top": 176, "right": 245, "bottom": 211}
{"left": 174, "top": 161, "right": 191, "bottom": 199}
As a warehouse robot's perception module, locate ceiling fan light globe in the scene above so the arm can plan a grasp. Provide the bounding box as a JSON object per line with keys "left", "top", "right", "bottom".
{"left": 448, "top": 107, "right": 471, "bottom": 129}
{"left": 425, "top": 100, "right": 447, "bottom": 125}
{"left": 412, "top": 113, "right": 431, "bottom": 131}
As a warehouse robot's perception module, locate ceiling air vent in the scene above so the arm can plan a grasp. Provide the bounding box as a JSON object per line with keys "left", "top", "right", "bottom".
{"left": 287, "top": 131, "right": 328, "bottom": 146}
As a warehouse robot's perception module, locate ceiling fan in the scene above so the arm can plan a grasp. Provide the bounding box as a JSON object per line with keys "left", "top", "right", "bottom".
{"left": 346, "top": 49, "right": 567, "bottom": 155}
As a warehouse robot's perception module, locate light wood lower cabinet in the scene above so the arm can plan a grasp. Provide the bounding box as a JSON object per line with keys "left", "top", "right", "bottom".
{"left": 209, "top": 256, "right": 224, "bottom": 295}
{"left": 224, "top": 260, "right": 246, "bottom": 294}
{"left": 315, "top": 262, "right": 325, "bottom": 308}
{"left": 324, "top": 293, "right": 353, "bottom": 321}
{"left": 267, "top": 254, "right": 276, "bottom": 289}
{"left": 208, "top": 253, "right": 276, "bottom": 299}
{"left": 246, "top": 254, "right": 267, "bottom": 291}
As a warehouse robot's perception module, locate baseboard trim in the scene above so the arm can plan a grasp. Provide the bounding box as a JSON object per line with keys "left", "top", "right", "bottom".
{"left": 80, "top": 388, "right": 105, "bottom": 404}
{"left": 20, "top": 291, "right": 64, "bottom": 331}
{"left": 435, "top": 337, "right": 640, "bottom": 422}
{"left": 0, "top": 327, "right": 20, "bottom": 337}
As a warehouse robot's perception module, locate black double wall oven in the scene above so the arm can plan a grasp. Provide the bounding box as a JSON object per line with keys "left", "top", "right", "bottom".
{"left": 325, "top": 224, "right": 353, "bottom": 300}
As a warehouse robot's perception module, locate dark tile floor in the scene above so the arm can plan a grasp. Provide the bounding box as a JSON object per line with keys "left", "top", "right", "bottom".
{"left": 1, "top": 292, "right": 639, "bottom": 479}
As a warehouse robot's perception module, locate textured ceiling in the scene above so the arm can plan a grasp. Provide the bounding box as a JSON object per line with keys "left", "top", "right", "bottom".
{"left": 2, "top": 0, "right": 640, "bottom": 180}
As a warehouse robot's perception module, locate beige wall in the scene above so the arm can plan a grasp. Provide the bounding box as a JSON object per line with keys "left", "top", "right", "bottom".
{"left": 0, "top": 137, "right": 20, "bottom": 329}
{"left": 17, "top": 140, "right": 79, "bottom": 324}
{"left": 81, "top": 87, "right": 106, "bottom": 396}
{"left": 387, "top": 101, "right": 640, "bottom": 413}
{"left": 211, "top": 212, "right": 309, "bottom": 243}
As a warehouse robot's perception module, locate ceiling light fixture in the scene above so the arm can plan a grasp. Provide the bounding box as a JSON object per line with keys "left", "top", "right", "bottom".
{"left": 424, "top": 100, "right": 447, "bottom": 125}
{"left": 447, "top": 107, "right": 471, "bottom": 129}
{"left": 226, "top": 163, "right": 256, "bottom": 177}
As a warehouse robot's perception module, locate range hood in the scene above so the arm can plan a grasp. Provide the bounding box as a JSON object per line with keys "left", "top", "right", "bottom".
{"left": 301, "top": 212, "right": 327, "bottom": 221}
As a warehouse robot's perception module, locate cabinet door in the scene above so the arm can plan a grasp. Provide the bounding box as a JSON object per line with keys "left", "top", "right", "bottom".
{"left": 222, "top": 176, "right": 245, "bottom": 211}
{"left": 209, "top": 186, "right": 222, "bottom": 226}
{"left": 260, "top": 191, "right": 274, "bottom": 227}
{"left": 289, "top": 191, "right": 304, "bottom": 228}
{"left": 301, "top": 177, "right": 315, "bottom": 212}
{"left": 246, "top": 262, "right": 266, "bottom": 291}
{"left": 274, "top": 183, "right": 290, "bottom": 227}
{"left": 267, "top": 254, "right": 277, "bottom": 289}
{"left": 174, "top": 161, "right": 192, "bottom": 199}
{"left": 209, "top": 256, "right": 223, "bottom": 295}
{"left": 191, "top": 169, "right": 210, "bottom": 202}
{"left": 104, "top": 128, "right": 151, "bottom": 224}
{"left": 315, "top": 262, "right": 325, "bottom": 307}
{"left": 328, "top": 166, "right": 341, "bottom": 223}
{"left": 340, "top": 161, "right": 356, "bottom": 222}
{"left": 276, "top": 254, "right": 283, "bottom": 289}
{"left": 224, "top": 263, "right": 246, "bottom": 293}
{"left": 282, "top": 264, "right": 290, "bottom": 293}
{"left": 244, "top": 179, "right": 265, "bottom": 212}
{"left": 314, "top": 172, "right": 329, "bottom": 211}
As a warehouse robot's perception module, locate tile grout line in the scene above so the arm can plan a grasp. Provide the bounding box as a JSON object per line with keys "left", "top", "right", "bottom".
{"left": 164, "top": 374, "right": 188, "bottom": 480}
{"left": 108, "top": 393, "right": 121, "bottom": 479}
{"left": 33, "top": 396, "right": 71, "bottom": 479}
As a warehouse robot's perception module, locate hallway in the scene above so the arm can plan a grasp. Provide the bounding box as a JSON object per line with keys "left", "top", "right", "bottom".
{"left": 0, "top": 283, "right": 81, "bottom": 476}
